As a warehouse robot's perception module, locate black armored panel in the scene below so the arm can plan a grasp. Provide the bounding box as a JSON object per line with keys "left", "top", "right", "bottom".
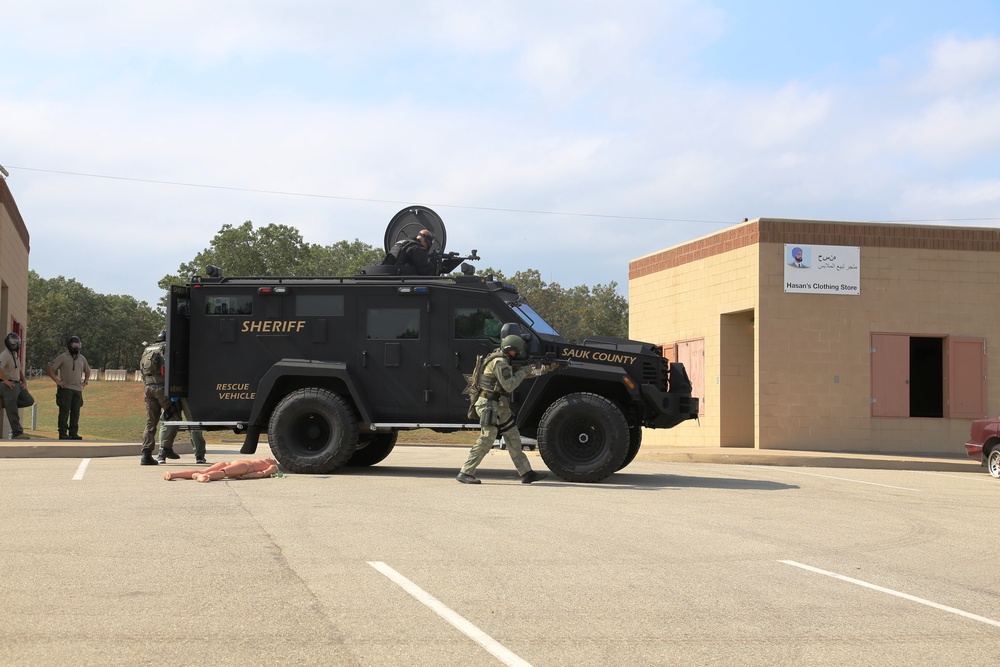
{"left": 165, "top": 206, "right": 698, "bottom": 482}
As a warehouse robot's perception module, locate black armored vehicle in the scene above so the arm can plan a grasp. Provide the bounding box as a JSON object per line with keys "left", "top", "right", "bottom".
{"left": 164, "top": 206, "right": 698, "bottom": 482}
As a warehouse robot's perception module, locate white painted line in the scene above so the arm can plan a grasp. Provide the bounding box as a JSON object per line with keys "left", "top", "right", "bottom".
{"left": 773, "top": 468, "right": 920, "bottom": 491}
{"left": 780, "top": 560, "right": 1000, "bottom": 628}
{"left": 909, "top": 470, "right": 995, "bottom": 483}
{"left": 368, "top": 561, "right": 533, "bottom": 667}
{"left": 72, "top": 459, "right": 90, "bottom": 481}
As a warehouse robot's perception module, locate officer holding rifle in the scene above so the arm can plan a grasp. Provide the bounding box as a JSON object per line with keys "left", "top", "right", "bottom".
{"left": 458, "top": 335, "right": 558, "bottom": 484}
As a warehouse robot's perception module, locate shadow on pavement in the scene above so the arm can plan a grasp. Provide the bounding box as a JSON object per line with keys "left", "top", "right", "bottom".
{"left": 335, "top": 465, "right": 799, "bottom": 491}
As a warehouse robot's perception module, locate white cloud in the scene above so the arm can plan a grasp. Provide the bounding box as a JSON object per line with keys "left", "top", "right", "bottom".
{"left": 917, "top": 34, "right": 1000, "bottom": 93}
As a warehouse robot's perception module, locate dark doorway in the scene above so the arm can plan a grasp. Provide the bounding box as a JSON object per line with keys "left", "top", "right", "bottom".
{"left": 909, "top": 337, "right": 943, "bottom": 418}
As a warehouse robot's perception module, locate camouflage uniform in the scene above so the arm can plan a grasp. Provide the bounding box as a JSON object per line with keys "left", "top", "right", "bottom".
{"left": 140, "top": 341, "right": 170, "bottom": 457}
{"left": 460, "top": 352, "right": 553, "bottom": 478}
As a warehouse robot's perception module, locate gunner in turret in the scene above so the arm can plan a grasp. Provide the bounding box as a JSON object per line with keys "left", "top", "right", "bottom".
{"left": 380, "top": 229, "right": 438, "bottom": 275}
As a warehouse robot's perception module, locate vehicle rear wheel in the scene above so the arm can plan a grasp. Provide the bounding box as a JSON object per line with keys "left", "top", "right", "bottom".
{"left": 347, "top": 431, "right": 398, "bottom": 467}
{"left": 988, "top": 447, "right": 1000, "bottom": 479}
{"left": 268, "top": 388, "right": 358, "bottom": 474}
{"left": 537, "top": 393, "right": 629, "bottom": 483}
{"left": 618, "top": 424, "right": 642, "bottom": 471}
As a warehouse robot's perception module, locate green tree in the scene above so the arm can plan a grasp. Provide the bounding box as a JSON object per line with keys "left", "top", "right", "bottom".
{"left": 477, "top": 268, "right": 629, "bottom": 343}
{"left": 158, "top": 221, "right": 382, "bottom": 301}
{"left": 298, "top": 239, "right": 383, "bottom": 276}
{"left": 27, "top": 271, "right": 163, "bottom": 371}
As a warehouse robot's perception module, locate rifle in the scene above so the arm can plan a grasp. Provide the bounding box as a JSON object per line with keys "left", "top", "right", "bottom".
{"left": 430, "top": 249, "right": 481, "bottom": 275}
{"left": 516, "top": 351, "right": 571, "bottom": 372}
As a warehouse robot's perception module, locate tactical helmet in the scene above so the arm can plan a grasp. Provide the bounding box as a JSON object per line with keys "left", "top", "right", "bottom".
{"left": 155, "top": 330, "right": 167, "bottom": 342}
{"left": 501, "top": 335, "right": 526, "bottom": 358}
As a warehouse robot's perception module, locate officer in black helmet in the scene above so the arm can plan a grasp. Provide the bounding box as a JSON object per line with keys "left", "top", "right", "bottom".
{"left": 45, "top": 335, "right": 91, "bottom": 440}
{"left": 457, "top": 334, "right": 557, "bottom": 484}
{"left": 0, "top": 332, "right": 35, "bottom": 439}
{"left": 379, "top": 228, "right": 438, "bottom": 275}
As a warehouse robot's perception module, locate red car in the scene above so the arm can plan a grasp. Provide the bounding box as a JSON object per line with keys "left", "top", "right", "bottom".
{"left": 965, "top": 418, "right": 1000, "bottom": 478}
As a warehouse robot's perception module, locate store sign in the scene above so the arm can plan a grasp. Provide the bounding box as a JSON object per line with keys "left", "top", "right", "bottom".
{"left": 783, "top": 244, "right": 860, "bottom": 295}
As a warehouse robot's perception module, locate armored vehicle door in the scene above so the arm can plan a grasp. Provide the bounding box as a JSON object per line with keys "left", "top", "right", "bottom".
{"left": 165, "top": 285, "right": 191, "bottom": 398}
{"left": 356, "top": 288, "right": 441, "bottom": 421}
{"left": 428, "top": 295, "right": 507, "bottom": 418}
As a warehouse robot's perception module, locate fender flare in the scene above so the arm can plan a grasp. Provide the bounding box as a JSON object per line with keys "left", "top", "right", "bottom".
{"left": 247, "top": 359, "right": 373, "bottom": 427}
{"left": 517, "top": 362, "right": 641, "bottom": 428}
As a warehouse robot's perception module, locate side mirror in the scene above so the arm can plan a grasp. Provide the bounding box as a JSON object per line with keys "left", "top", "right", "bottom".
{"left": 500, "top": 322, "right": 533, "bottom": 345}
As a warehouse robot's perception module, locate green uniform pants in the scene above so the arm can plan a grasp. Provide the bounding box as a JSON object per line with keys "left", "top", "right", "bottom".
{"left": 461, "top": 395, "right": 531, "bottom": 476}
{"left": 158, "top": 397, "right": 206, "bottom": 459}
{"left": 0, "top": 381, "right": 34, "bottom": 436}
{"left": 141, "top": 383, "right": 170, "bottom": 452}
{"left": 55, "top": 387, "right": 83, "bottom": 438}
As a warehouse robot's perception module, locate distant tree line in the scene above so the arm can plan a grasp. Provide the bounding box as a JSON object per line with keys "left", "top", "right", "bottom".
{"left": 26, "top": 271, "right": 163, "bottom": 371}
{"left": 26, "top": 221, "right": 627, "bottom": 371}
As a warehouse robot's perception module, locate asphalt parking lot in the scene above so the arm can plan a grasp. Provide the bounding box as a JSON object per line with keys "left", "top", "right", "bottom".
{"left": 2, "top": 444, "right": 997, "bottom": 666}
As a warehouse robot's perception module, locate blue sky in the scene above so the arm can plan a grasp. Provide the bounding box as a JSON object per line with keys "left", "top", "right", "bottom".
{"left": 2, "top": 1, "right": 999, "bottom": 308}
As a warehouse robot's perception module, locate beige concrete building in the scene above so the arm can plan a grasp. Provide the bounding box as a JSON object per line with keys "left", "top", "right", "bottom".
{"left": 0, "top": 177, "right": 31, "bottom": 436}
{"left": 629, "top": 218, "right": 1000, "bottom": 456}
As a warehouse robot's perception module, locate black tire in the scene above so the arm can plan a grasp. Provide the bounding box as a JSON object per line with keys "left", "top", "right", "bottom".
{"left": 988, "top": 447, "right": 1000, "bottom": 479}
{"left": 267, "top": 388, "right": 358, "bottom": 474}
{"left": 537, "top": 393, "right": 629, "bottom": 483}
{"left": 347, "top": 431, "right": 398, "bottom": 467}
{"left": 618, "top": 424, "right": 643, "bottom": 471}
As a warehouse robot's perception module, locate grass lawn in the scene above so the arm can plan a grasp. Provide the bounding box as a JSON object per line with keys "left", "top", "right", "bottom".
{"left": 21, "top": 378, "right": 475, "bottom": 445}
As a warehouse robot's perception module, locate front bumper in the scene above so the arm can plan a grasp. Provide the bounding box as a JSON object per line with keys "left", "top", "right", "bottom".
{"left": 642, "top": 386, "right": 699, "bottom": 429}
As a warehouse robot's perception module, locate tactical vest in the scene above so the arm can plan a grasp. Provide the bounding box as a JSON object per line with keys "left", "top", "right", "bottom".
{"left": 466, "top": 349, "right": 506, "bottom": 419}
{"left": 140, "top": 343, "right": 164, "bottom": 383}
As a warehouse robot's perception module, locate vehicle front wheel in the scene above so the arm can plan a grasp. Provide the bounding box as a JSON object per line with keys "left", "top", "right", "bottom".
{"left": 347, "top": 431, "right": 398, "bottom": 467}
{"left": 268, "top": 388, "right": 358, "bottom": 474}
{"left": 537, "top": 393, "right": 629, "bottom": 483}
{"left": 988, "top": 447, "right": 1000, "bottom": 479}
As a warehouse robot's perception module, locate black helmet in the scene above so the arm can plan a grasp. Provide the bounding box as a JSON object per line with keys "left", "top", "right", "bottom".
{"left": 501, "top": 335, "right": 526, "bottom": 358}
{"left": 155, "top": 330, "right": 166, "bottom": 342}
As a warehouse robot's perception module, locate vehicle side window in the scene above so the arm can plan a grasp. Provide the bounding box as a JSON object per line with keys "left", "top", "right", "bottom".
{"left": 174, "top": 296, "right": 190, "bottom": 316}
{"left": 454, "top": 308, "right": 502, "bottom": 340}
{"left": 205, "top": 295, "right": 253, "bottom": 315}
{"left": 368, "top": 308, "right": 420, "bottom": 340}
{"left": 296, "top": 295, "right": 345, "bottom": 317}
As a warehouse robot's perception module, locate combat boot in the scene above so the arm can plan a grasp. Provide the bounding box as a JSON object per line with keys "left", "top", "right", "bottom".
{"left": 520, "top": 470, "right": 547, "bottom": 484}
{"left": 140, "top": 451, "right": 158, "bottom": 466}
{"left": 456, "top": 472, "right": 481, "bottom": 484}
{"left": 159, "top": 447, "right": 180, "bottom": 461}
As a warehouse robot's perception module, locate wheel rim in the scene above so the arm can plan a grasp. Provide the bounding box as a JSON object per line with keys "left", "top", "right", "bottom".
{"left": 555, "top": 416, "right": 605, "bottom": 465}
{"left": 287, "top": 412, "right": 333, "bottom": 455}
{"left": 989, "top": 451, "right": 1000, "bottom": 478}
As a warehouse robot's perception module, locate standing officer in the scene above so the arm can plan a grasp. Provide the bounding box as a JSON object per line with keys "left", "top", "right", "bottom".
{"left": 45, "top": 335, "right": 91, "bottom": 439}
{"left": 380, "top": 229, "right": 438, "bottom": 275}
{"left": 139, "top": 331, "right": 172, "bottom": 465}
{"left": 458, "top": 335, "right": 557, "bottom": 484}
{"left": 0, "top": 332, "right": 34, "bottom": 439}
